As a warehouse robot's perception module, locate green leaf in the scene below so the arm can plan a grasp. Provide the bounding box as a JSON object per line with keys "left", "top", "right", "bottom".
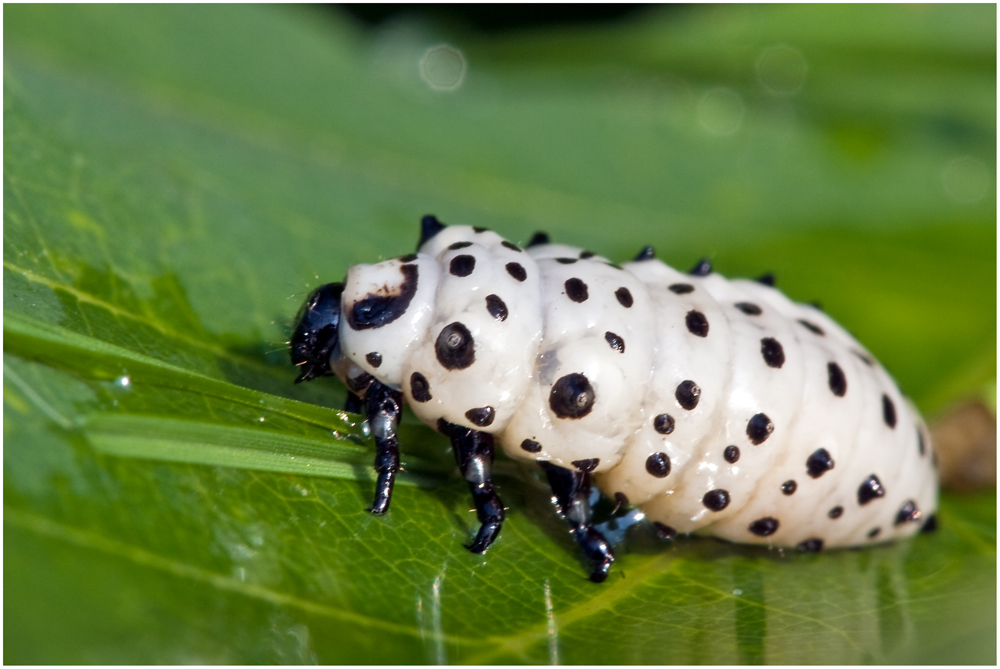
{"left": 5, "top": 5, "right": 995, "bottom": 664}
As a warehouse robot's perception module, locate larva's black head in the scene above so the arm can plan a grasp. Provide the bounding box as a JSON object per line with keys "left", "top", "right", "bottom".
{"left": 291, "top": 282, "right": 344, "bottom": 384}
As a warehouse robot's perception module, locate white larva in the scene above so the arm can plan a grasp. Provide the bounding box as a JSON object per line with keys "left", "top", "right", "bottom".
{"left": 290, "top": 216, "right": 939, "bottom": 582}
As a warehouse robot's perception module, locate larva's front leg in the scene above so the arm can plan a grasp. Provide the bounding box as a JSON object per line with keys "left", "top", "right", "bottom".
{"left": 438, "top": 420, "right": 506, "bottom": 554}
{"left": 540, "top": 462, "right": 615, "bottom": 583}
{"left": 365, "top": 381, "right": 404, "bottom": 514}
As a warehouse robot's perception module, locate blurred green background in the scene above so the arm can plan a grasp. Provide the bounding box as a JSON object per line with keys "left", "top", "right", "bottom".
{"left": 4, "top": 5, "right": 995, "bottom": 664}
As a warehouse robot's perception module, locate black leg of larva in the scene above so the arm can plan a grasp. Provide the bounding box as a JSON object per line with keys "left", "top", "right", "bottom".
{"left": 539, "top": 461, "right": 615, "bottom": 583}
{"left": 365, "top": 381, "right": 403, "bottom": 515}
{"left": 438, "top": 419, "right": 506, "bottom": 554}
{"left": 344, "top": 391, "right": 364, "bottom": 414}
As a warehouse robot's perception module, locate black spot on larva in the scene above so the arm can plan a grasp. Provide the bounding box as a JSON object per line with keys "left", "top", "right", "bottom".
{"left": 565, "top": 278, "right": 589, "bottom": 302}
{"left": 527, "top": 231, "right": 549, "bottom": 247}
{"left": 798, "top": 319, "right": 825, "bottom": 335}
{"left": 703, "top": 489, "right": 730, "bottom": 511}
{"left": 675, "top": 380, "right": 701, "bottom": 410}
{"left": 748, "top": 517, "right": 779, "bottom": 537}
{"left": 485, "top": 294, "right": 508, "bottom": 321}
{"left": 669, "top": 283, "right": 694, "bottom": 295}
{"left": 746, "top": 413, "right": 774, "bottom": 444}
{"left": 580, "top": 250, "right": 595, "bottom": 259}
{"left": 654, "top": 413, "right": 675, "bottom": 434}
{"left": 410, "top": 372, "right": 432, "bottom": 402}
{"left": 550, "top": 373, "right": 595, "bottom": 419}
{"left": 634, "top": 246, "right": 655, "bottom": 261}
{"left": 605, "top": 331, "right": 625, "bottom": 353}
{"left": 867, "top": 527, "right": 881, "bottom": 539}
{"left": 688, "top": 258, "right": 712, "bottom": 276}
{"left": 472, "top": 226, "right": 488, "bottom": 233}
{"left": 756, "top": 273, "right": 776, "bottom": 286}
{"left": 797, "top": 539, "right": 823, "bottom": 553}
{"left": 398, "top": 253, "right": 418, "bottom": 262}
{"left": 615, "top": 287, "right": 634, "bottom": 307}
{"left": 854, "top": 350, "right": 874, "bottom": 366}
{"left": 506, "top": 262, "right": 527, "bottom": 282}
{"left": 348, "top": 264, "right": 419, "bottom": 330}
{"left": 448, "top": 241, "right": 472, "bottom": 250}
{"left": 921, "top": 514, "right": 938, "bottom": 533}
{"left": 894, "top": 500, "right": 920, "bottom": 526}
{"left": 365, "top": 352, "right": 382, "bottom": 368}
{"left": 653, "top": 523, "right": 677, "bottom": 540}
{"left": 347, "top": 372, "right": 374, "bottom": 393}
{"left": 465, "top": 406, "right": 495, "bottom": 427}
{"left": 734, "top": 302, "right": 762, "bottom": 315}
{"left": 827, "top": 362, "right": 847, "bottom": 397}
{"left": 450, "top": 254, "right": 476, "bottom": 277}
{"left": 760, "top": 337, "right": 785, "bottom": 368}
{"left": 917, "top": 428, "right": 926, "bottom": 456}
{"left": 612, "top": 492, "right": 629, "bottom": 514}
{"left": 828, "top": 506, "right": 844, "bottom": 519}
{"left": 645, "top": 452, "right": 671, "bottom": 478}
{"left": 781, "top": 480, "right": 797, "bottom": 495}
{"left": 501, "top": 240, "right": 522, "bottom": 252}
{"left": 556, "top": 257, "right": 577, "bottom": 264}
{"left": 685, "top": 310, "right": 709, "bottom": 337}
{"left": 882, "top": 394, "right": 897, "bottom": 428}
{"left": 520, "top": 438, "right": 542, "bottom": 453}
{"left": 724, "top": 445, "right": 740, "bottom": 463}
{"left": 435, "top": 322, "right": 475, "bottom": 370}
{"left": 857, "top": 474, "right": 885, "bottom": 505}
{"left": 418, "top": 214, "right": 445, "bottom": 247}
{"left": 572, "top": 458, "right": 599, "bottom": 473}
{"left": 806, "top": 448, "right": 835, "bottom": 478}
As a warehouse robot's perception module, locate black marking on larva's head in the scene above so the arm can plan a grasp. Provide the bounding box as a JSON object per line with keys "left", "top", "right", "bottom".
{"left": 735, "top": 302, "right": 762, "bottom": 316}
{"left": 550, "top": 373, "right": 595, "bottom": 419}
{"left": 854, "top": 350, "right": 874, "bottom": 366}
{"left": 418, "top": 214, "right": 446, "bottom": 247}
{"left": 450, "top": 254, "right": 476, "bottom": 277}
{"left": 556, "top": 257, "right": 577, "bottom": 264}
{"left": 572, "top": 458, "right": 600, "bottom": 473}
{"left": 448, "top": 241, "right": 472, "bottom": 250}
{"left": 857, "top": 474, "right": 885, "bottom": 505}
{"left": 703, "top": 489, "right": 730, "bottom": 511}
{"left": 527, "top": 231, "right": 550, "bottom": 247}
{"left": 797, "top": 539, "right": 823, "bottom": 553}
{"left": 746, "top": 413, "right": 774, "bottom": 444}
{"left": 465, "top": 406, "right": 495, "bottom": 427}
{"left": 348, "top": 264, "right": 419, "bottom": 331}
{"left": 917, "top": 427, "right": 926, "bottom": 456}
{"left": 435, "top": 322, "right": 476, "bottom": 370}
{"left": 781, "top": 480, "right": 797, "bottom": 495}
{"left": 605, "top": 331, "right": 625, "bottom": 353}
{"left": 634, "top": 246, "right": 656, "bottom": 261}
{"left": 346, "top": 371, "right": 374, "bottom": 394}
{"left": 760, "top": 337, "right": 785, "bottom": 368}
{"left": 756, "top": 272, "right": 776, "bottom": 286}
{"left": 921, "top": 514, "right": 938, "bottom": 533}
{"left": 675, "top": 380, "right": 701, "bottom": 410}
{"left": 806, "top": 448, "right": 835, "bottom": 479}
{"left": 291, "top": 282, "right": 344, "bottom": 384}
{"left": 882, "top": 394, "right": 897, "bottom": 428}
{"left": 828, "top": 506, "right": 843, "bottom": 519}
{"left": 398, "top": 253, "right": 418, "bottom": 262}
{"left": 688, "top": 258, "right": 712, "bottom": 276}
{"left": 724, "top": 445, "right": 740, "bottom": 463}
{"left": 580, "top": 250, "right": 595, "bottom": 259}
{"left": 653, "top": 523, "right": 677, "bottom": 540}
{"left": 654, "top": 413, "right": 675, "bottom": 434}
{"left": 748, "top": 517, "right": 779, "bottom": 537}
{"left": 520, "top": 438, "right": 542, "bottom": 453}
{"left": 798, "top": 319, "right": 824, "bottom": 335}
{"left": 827, "top": 362, "right": 847, "bottom": 397}
{"left": 615, "top": 287, "right": 634, "bottom": 308}
{"left": 894, "top": 500, "right": 921, "bottom": 526}
{"left": 867, "top": 527, "right": 881, "bottom": 539}
{"left": 485, "top": 294, "right": 508, "bottom": 322}
{"left": 501, "top": 240, "right": 522, "bottom": 252}
{"left": 564, "top": 278, "right": 589, "bottom": 302}
{"left": 365, "top": 352, "right": 382, "bottom": 368}
{"left": 410, "top": 372, "right": 432, "bottom": 402}
{"left": 506, "top": 262, "right": 527, "bottom": 282}
{"left": 473, "top": 226, "right": 489, "bottom": 233}
{"left": 686, "top": 310, "right": 709, "bottom": 337}
{"left": 669, "top": 283, "right": 694, "bottom": 295}
{"left": 645, "top": 452, "right": 671, "bottom": 478}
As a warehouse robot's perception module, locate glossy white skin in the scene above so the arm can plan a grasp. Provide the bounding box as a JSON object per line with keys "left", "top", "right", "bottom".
{"left": 334, "top": 225, "right": 938, "bottom": 549}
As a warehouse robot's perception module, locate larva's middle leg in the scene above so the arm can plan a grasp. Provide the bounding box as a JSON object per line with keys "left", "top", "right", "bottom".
{"left": 540, "top": 462, "right": 615, "bottom": 583}
{"left": 365, "top": 381, "right": 404, "bottom": 515}
{"left": 438, "top": 420, "right": 505, "bottom": 554}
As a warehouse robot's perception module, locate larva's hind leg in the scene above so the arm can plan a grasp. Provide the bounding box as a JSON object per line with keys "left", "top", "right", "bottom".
{"left": 365, "top": 381, "right": 404, "bottom": 515}
{"left": 539, "top": 462, "right": 615, "bottom": 583}
{"left": 438, "top": 420, "right": 505, "bottom": 554}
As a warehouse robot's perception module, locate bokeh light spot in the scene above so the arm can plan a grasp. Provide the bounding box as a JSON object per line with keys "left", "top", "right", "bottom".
{"left": 696, "top": 88, "right": 745, "bottom": 136}
{"left": 419, "top": 44, "right": 466, "bottom": 92}
{"left": 942, "top": 155, "right": 990, "bottom": 204}
{"left": 756, "top": 44, "right": 808, "bottom": 95}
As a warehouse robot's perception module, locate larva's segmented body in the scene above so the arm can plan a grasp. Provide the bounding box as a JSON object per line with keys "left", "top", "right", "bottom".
{"left": 291, "top": 216, "right": 938, "bottom": 582}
